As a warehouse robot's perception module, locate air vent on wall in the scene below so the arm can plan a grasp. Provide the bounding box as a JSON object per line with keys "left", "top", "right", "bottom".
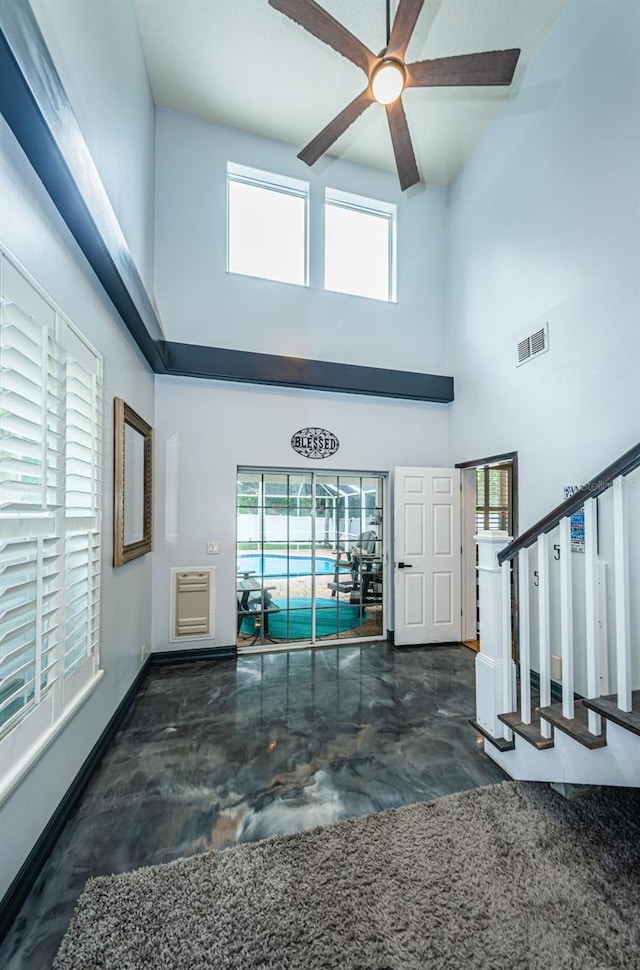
{"left": 517, "top": 323, "right": 549, "bottom": 366}
{"left": 170, "top": 567, "right": 215, "bottom": 642}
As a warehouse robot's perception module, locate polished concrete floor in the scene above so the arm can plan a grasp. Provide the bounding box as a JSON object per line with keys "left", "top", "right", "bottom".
{"left": 1, "top": 641, "right": 506, "bottom": 969}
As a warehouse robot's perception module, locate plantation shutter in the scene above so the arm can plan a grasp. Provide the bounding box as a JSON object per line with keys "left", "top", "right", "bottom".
{"left": 0, "top": 249, "right": 102, "bottom": 755}
{"left": 475, "top": 464, "right": 512, "bottom": 533}
{"left": 475, "top": 468, "right": 485, "bottom": 532}
{"left": 0, "top": 280, "right": 65, "bottom": 738}
{"left": 64, "top": 533, "right": 100, "bottom": 674}
{"left": 64, "top": 333, "right": 102, "bottom": 677}
{"left": 0, "top": 303, "right": 64, "bottom": 514}
{"left": 0, "top": 537, "right": 62, "bottom": 736}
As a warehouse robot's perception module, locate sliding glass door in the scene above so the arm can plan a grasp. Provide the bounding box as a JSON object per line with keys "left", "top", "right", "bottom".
{"left": 236, "top": 469, "right": 384, "bottom": 651}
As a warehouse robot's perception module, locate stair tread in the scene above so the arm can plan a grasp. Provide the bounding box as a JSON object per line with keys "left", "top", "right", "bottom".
{"left": 468, "top": 718, "right": 516, "bottom": 752}
{"left": 583, "top": 691, "right": 640, "bottom": 738}
{"left": 498, "top": 711, "right": 554, "bottom": 749}
{"left": 537, "top": 699, "right": 607, "bottom": 749}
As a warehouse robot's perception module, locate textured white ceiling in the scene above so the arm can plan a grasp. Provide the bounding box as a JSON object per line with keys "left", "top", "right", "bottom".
{"left": 134, "top": 0, "right": 567, "bottom": 186}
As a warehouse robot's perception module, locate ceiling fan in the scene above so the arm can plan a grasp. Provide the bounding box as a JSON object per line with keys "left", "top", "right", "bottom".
{"left": 268, "top": 0, "right": 521, "bottom": 191}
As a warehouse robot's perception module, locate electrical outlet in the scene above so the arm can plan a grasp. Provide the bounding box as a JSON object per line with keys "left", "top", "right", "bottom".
{"left": 207, "top": 541, "right": 220, "bottom": 554}
{"left": 551, "top": 654, "right": 562, "bottom": 681}
{"left": 141, "top": 643, "right": 147, "bottom": 662}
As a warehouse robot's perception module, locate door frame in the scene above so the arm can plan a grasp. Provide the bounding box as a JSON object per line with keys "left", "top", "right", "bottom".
{"left": 455, "top": 452, "right": 519, "bottom": 645}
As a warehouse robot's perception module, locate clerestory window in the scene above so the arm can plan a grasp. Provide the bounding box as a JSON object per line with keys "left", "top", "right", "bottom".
{"left": 227, "top": 162, "right": 309, "bottom": 287}
{"left": 324, "top": 188, "right": 397, "bottom": 303}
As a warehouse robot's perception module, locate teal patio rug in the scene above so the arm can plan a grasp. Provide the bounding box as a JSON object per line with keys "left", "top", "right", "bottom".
{"left": 241, "top": 597, "right": 364, "bottom": 640}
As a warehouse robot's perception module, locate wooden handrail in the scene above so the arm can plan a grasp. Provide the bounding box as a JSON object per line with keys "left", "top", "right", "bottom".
{"left": 498, "top": 441, "right": 640, "bottom": 564}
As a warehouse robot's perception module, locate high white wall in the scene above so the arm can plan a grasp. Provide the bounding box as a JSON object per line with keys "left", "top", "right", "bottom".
{"left": 29, "top": 0, "right": 157, "bottom": 295}
{"left": 447, "top": 0, "right": 640, "bottom": 531}
{"left": 154, "top": 110, "right": 448, "bottom": 374}
{"left": 0, "top": 117, "right": 154, "bottom": 899}
{"left": 447, "top": 0, "right": 640, "bottom": 695}
{"left": 151, "top": 376, "right": 450, "bottom": 652}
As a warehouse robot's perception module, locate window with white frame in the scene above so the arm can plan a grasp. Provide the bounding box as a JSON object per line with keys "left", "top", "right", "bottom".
{"left": 324, "top": 188, "right": 397, "bottom": 302}
{"left": 0, "top": 249, "right": 102, "bottom": 796}
{"left": 227, "top": 162, "right": 309, "bottom": 287}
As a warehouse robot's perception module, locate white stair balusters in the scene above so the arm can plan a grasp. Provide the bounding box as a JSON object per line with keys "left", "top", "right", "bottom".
{"left": 584, "top": 497, "right": 602, "bottom": 735}
{"left": 613, "top": 476, "right": 632, "bottom": 713}
{"left": 501, "top": 554, "right": 514, "bottom": 739}
{"left": 559, "top": 516, "right": 575, "bottom": 720}
{"left": 474, "top": 442, "right": 640, "bottom": 787}
{"left": 536, "top": 533, "right": 552, "bottom": 739}
{"left": 518, "top": 547, "right": 531, "bottom": 724}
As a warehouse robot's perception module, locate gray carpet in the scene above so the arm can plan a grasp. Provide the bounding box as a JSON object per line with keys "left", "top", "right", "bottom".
{"left": 54, "top": 781, "right": 640, "bottom": 970}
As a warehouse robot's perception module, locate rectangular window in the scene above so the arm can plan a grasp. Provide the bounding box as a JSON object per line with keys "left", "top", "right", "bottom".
{"left": 324, "top": 188, "right": 396, "bottom": 302}
{"left": 0, "top": 248, "right": 102, "bottom": 797}
{"left": 475, "top": 464, "right": 513, "bottom": 533}
{"left": 227, "top": 162, "right": 309, "bottom": 287}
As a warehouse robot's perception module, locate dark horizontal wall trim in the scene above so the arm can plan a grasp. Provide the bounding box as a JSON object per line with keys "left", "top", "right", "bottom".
{"left": 0, "top": 4, "right": 166, "bottom": 374}
{"left": 0, "top": 656, "right": 151, "bottom": 946}
{"left": 163, "top": 342, "right": 454, "bottom": 403}
{"left": 150, "top": 645, "right": 237, "bottom": 666}
{"left": 0, "top": 7, "right": 454, "bottom": 404}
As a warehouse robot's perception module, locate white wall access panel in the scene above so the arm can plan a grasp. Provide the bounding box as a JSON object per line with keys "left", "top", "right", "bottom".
{"left": 170, "top": 567, "right": 215, "bottom": 642}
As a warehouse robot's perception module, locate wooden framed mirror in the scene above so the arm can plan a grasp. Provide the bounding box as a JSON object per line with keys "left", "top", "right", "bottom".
{"left": 113, "top": 397, "right": 153, "bottom": 566}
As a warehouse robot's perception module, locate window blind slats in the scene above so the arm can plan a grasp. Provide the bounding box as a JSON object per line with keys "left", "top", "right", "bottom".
{"left": 0, "top": 456, "right": 43, "bottom": 484}
{"left": 476, "top": 465, "right": 512, "bottom": 533}
{"left": 1, "top": 298, "right": 65, "bottom": 517}
{"left": 0, "top": 659, "right": 35, "bottom": 700}
{"left": 0, "top": 434, "right": 42, "bottom": 463}
{"left": 1, "top": 367, "right": 43, "bottom": 408}
{"left": 0, "top": 412, "right": 43, "bottom": 445}
{"left": 64, "top": 529, "right": 99, "bottom": 674}
{"left": 0, "top": 537, "right": 38, "bottom": 736}
{"left": 0, "top": 672, "right": 36, "bottom": 719}
{"left": 66, "top": 360, "right": 98, "bottom": 520}
{"left": 0, "top": 252, "right": 102, "bottom": 752}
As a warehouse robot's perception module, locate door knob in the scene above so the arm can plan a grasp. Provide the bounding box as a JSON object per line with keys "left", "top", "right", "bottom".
{"left": 397, "top": 562, "right": 413, "bottom": 568}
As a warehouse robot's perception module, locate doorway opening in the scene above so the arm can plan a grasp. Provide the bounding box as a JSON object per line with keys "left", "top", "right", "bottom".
{"left": 457, "top": 453, "right": 518, "bottom": 652}
{"left": 236, "top": 469, "right": 385, "bottom": 653}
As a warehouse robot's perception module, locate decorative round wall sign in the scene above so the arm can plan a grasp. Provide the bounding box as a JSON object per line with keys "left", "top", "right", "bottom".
{"left": 291, "top": 428, "right": 339, "bottom": 460}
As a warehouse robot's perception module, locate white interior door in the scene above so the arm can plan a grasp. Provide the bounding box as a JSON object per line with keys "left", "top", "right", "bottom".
{"left": 394, "top": 467, "right": 461, "bottom": 646}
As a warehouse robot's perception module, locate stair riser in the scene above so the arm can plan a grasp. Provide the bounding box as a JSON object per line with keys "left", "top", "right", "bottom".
{"left": 483, "top": 721, "right": 640, "bottom": 786}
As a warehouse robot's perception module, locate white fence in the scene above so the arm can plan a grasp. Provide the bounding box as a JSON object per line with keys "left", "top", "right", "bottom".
{"left": 237, "top": 514, "right": 365, "bottom": 547}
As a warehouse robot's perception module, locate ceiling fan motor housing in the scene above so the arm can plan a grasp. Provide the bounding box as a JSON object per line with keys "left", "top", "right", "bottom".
{"left": 371, "top": 57, "right": 407, "bottom": 104}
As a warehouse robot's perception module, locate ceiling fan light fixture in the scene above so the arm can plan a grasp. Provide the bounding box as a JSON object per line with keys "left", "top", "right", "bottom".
{"left": 371, "top": 59, "right": 406, "bottom": 105}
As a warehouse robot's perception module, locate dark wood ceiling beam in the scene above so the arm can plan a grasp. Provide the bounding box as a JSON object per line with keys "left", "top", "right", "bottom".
{"left": 163, "top": 343, "right": 454, "bottom": 403}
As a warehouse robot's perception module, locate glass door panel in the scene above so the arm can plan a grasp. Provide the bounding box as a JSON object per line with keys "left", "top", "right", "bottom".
{"left": 237, "top": 470, "right": 384, "bottom": 650}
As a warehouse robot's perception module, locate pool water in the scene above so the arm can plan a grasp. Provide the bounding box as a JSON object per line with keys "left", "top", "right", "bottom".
{"left": 237, "top": 554, "right": 335, "bottom": 578}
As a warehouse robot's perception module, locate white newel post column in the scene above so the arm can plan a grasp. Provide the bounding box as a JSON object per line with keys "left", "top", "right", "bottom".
{"left": 475, "top": 531, "right": 515, "bottom": 740}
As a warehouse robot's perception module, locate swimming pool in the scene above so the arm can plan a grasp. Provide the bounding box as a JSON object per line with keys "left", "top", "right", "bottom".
{"left": 237, "top": 554, "right": 335, "bottom": 578}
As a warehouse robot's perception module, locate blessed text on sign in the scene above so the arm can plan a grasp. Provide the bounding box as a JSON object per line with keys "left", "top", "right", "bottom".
{"left": 291, "top": 428, "right": 339, "bottom": 460}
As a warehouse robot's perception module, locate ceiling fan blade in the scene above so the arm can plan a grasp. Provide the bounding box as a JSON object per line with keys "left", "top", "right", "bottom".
{"left": 298, "top": 89, "right": 374, "bottom": 167}
{"left": 387, "top": 0, "right": 425, "bottom": 60}
{"left": 385, "top": 98, "right": 420, "bottom": 192}
{"left": 268, "top": 0, "right": 375, "bottom": 75}
{"left": 407, "top": 49, "right": 521, "bottom": 87}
